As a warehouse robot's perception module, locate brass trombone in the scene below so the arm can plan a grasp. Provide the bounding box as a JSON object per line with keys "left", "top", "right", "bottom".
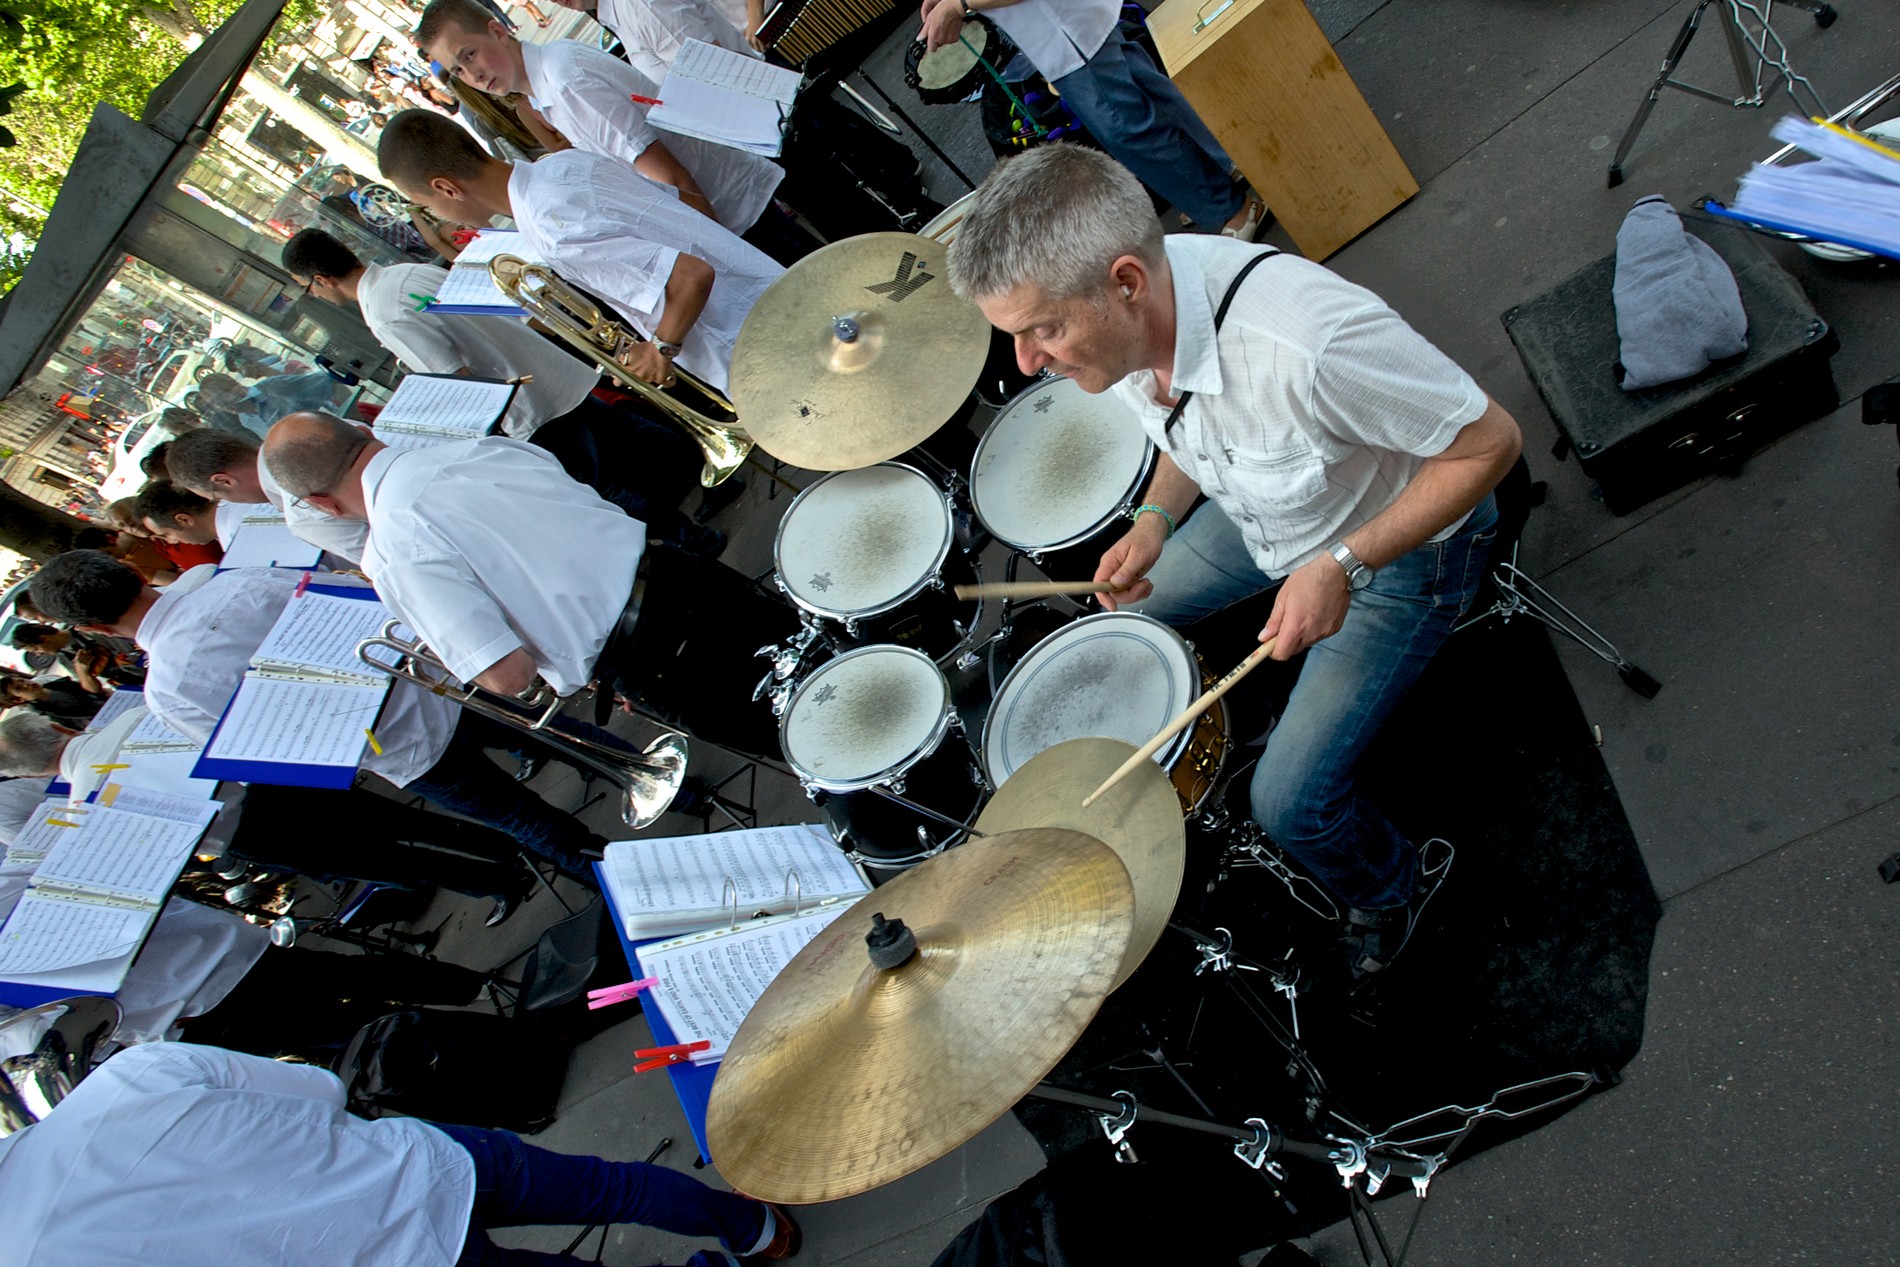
{"left": 357, "top": 621, "right": 690, "bottom": 829}
{"left": 489, "top": 255, "right": 753, "bottom": 488}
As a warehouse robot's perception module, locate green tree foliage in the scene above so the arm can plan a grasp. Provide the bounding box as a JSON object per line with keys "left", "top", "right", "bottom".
{"left": 0, "top": 0, "right": 318, "bottom": 289}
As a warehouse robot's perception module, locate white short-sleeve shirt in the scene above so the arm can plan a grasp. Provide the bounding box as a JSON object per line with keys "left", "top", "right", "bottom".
{"left": 1108, "top": 237, "right": 1489, "bottom": 577}
{"left": 0, "top": 1043, "right": 475, "bottom": 1267}
{"left": 520, "top": 38, "right": 782, "bottom": 233}
{"left": 597, "top": 0, "right": 758, "bottom": 88}
{"left": 982, "top": 0, "right": 1119, "bottom": 82}
{"left": 358, "top": 438, "right": 646, "bottom": 696}
{"left": 357, "top": 262, "right": 600, "bottom": 439}
{"left": 257, "top": 458, "right": 371, "bottom": 565}
{"left": 135, "top": 566, "right": 457, "bottom": 787}
{"left": 508, "top": 149, "right": 783, "bottom": 393}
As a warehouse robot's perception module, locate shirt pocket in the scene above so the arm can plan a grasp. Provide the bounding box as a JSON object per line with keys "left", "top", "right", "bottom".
{"left": 1223, "top": 448, "right": 1333, "bottom": 531}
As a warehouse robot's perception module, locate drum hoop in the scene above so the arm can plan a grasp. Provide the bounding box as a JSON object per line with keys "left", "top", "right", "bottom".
{"left": 969, "top": 380, "right": 1158, "bottom": 553}
{"left": 781, "top": 643, "right": 956, "bottom": 793}
{"left": 905, "top": 13, "right": 995, "bottom": 91}
{"left": 980, "top": 610, "right": 1198, "bottom": 781}
{"left": 772, "top": 461, "right": 955, "bottom": 621}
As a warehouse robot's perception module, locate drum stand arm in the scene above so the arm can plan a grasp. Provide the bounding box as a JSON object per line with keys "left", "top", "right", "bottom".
{"left": 1455, "top": 544, "right": 1662, "bottom": 699}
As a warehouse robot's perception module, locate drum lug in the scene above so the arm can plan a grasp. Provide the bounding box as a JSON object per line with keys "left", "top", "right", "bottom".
{"left": 802, "top": 782, "right": 825, "bottom": 805}
{"left": 890, "top": 776, "right": 907, "bottom": 795}
{"left": 968, "top": 761, "right": 992, "bottom": 793}
{"left": 844, "top": 616, "right": 861, "bottom": 637}
{"left": 925, "top": 574, "right": 945, "bottom": 592}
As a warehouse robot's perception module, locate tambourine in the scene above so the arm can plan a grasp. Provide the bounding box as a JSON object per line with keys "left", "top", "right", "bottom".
{"left": 904, "top": 13, "right": 1014, "bottom": 105}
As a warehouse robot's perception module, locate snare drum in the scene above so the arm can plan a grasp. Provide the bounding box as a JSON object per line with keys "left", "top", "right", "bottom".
{"left": 970, "top": 376, "right": 1155, "bottom": 579}
{"left": 781, "top": 644, "right": 986, "bottom": 875}
{"left": 982, "top": 612, "right": 1229, "bottom": 816}
{"left": 903, "top": 15, "right": 1010, "bottom": 105}
{"left": 773, "top": 462, "right": 978, "bottom": 661}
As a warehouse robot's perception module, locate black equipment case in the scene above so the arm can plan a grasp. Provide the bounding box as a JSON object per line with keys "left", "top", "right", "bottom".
{"left": 336, "top": 1008, "right": 569, "bottom": 1134}
{"left": 1503, "top": 216, "right": 1839, "bottom": 514}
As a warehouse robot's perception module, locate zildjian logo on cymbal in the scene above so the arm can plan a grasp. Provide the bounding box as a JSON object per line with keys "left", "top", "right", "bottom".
{"left": 864, "top": 252, "right": 934, "bottom": 302}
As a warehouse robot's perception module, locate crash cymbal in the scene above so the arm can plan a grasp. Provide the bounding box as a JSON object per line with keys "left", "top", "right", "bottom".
{"left": 730, "top": 232, "right": 991, "bottom": 471}
{"left": 705, "top": 827, "right": 1133, "bottom": 1203}
{"left": 975, "top": 738, "right": 1185, "bottom": 991}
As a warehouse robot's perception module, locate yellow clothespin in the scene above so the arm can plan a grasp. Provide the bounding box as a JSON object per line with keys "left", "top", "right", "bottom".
{"left": 364, "top": 728, "right": 385, "bottom": 756}
{"left": 1811, "top": 117, "right": 1900, "bottom": 163}
{"left": 90, "top": 763, "right": 130, "bottom": 773}
{"left": 46, "top": 819, "right": 80, "bottom": 829}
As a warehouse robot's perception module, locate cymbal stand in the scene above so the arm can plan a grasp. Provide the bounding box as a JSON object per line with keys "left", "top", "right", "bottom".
{"left": 1606, "top": 0, "right": 1837, "bottom": 188}
{"left": 1168, "top": 921, "right": 1330, "bottom": 1109}
{"left": 1211, "top": 816, "right": 1344, "bottom": 925}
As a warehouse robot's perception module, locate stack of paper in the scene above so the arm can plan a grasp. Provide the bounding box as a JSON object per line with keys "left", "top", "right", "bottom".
{"left": 427, "top": 229, "right": 537, "bottom": 315}
{"left": 649, "top": 39, "right": 802, "bottom": 157}
{"left": 371, "top": 373, "right": 518, "bottom": 455}
{"left": 1720, "top": 115, "right": 1900, "bottom": 259}
{"left": 220, "top": 512, "right": 324, "bottom": 570}
{"left": 601, "top": 822, "right": 870, "bottom": 938}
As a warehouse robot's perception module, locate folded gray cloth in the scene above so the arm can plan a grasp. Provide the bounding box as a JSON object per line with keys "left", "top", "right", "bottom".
{"left": 1613, "top": 196, "right": 1748, "bottom": 390}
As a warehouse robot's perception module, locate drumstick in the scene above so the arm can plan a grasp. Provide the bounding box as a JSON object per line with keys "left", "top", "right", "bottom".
{"left": 953, "top": 581, "right": 1121, "bottom": 600}
{"left": 1081, "top": 639, "right": 1278, "bottom": 808}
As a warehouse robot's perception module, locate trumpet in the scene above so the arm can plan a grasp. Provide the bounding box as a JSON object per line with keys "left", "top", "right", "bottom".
{"left": 489, "top": 255, "right": 753, "bottom": 488}
{"left": 357, "top": 621, "right": 690, "bottom": 829}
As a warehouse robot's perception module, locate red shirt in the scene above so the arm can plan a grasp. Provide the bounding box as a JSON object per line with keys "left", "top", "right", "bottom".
{"left": 153, "top": 538, "right": 223, "bottom": 571}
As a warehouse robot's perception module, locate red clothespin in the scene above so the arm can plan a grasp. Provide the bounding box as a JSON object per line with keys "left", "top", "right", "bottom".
{"left": 587, "top": 977, "right": 656, "bottom": 1010}
{"left": 294, "top": 571, "right": 312, "bottom": 597}
{"left": 633, "top": 1040, "right": 710, "bottom": 1073}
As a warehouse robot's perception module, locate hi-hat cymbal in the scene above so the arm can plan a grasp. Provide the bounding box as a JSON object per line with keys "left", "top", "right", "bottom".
{"left": 730, "top": 232, "right": 991, "bottom": 472}
{"left": 705, "top": 827, "right": 1133, "bottom": 1203}
{"left": 975, "top": 738, "right": 1185, "bottom": 991}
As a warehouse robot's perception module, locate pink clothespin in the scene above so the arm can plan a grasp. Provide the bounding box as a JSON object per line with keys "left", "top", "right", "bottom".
{"left": 587, "top": 977, "right": 657, "bottom": 1010}
{"left": 294, "top": 571, "right": 312, "bottom": 597}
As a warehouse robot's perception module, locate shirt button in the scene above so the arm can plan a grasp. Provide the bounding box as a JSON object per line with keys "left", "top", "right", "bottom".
{"left": 1197, "top": 453, "right": 1210, "bottom": 462}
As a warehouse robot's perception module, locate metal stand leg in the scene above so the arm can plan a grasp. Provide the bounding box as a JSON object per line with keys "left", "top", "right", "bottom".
{"left": 1455, "top": 545, "right": 1662, "bottom": 698}
{"left": 1608, "top": 0, "right": 1837, "bottom": 188}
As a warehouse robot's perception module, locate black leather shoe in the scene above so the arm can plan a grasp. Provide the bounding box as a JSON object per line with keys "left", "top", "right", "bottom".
{"left": 695, "top": 477, "right": 746, "bottom": 524}
{"left": 514, "top": 753, "right": 545, "bottom": 783}
{"left": 484, "top": 893, "right": 517, "bottom": 928}
{"left": 678, "top": 524, "right": 728, "bottom": 559}
{"left": 1343, "top": 838, "right": 1454, "bottom": 982}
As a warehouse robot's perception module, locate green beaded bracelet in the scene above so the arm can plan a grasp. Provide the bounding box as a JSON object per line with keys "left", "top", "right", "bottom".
{"left": 1133, "top": 503, "right": 1176, "bottom": 538}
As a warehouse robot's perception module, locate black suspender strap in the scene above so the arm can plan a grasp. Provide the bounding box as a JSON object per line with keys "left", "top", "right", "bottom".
{"left": 1162, "top": 248, "right": 1283, "bottom": 436}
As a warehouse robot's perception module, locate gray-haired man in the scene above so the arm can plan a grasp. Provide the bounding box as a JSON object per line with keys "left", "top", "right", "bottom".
{"left": 948, "top": 145, "right": 1522, "bottom": 980}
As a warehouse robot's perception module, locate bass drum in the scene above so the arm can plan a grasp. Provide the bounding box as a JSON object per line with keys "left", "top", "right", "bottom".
{"left": 781, "top": 644, "right": 986, "bottom": 878}
{"left": 982, "top": 612, "right": 1229, "bottom": 816}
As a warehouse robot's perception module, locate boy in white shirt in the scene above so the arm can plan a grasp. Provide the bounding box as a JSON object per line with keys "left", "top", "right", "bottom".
{"left": 378, "top": 108, "right": 783, "bottom": 394}
{"left": 414, "top": 0, "right": 813, "bottom": 262}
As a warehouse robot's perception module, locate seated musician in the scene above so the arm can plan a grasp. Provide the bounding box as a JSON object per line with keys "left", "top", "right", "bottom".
{"left": 279, "top": 228, "right": 733, "bottom": 556}
{"left": 413, "top": 0, "right": 812, "bottom": 264}
{"left": 947, "top": 146, "right": 1523, "bottom": 980}
{"left": 162, "top": 427, "right": 372, "bottom": 565}
{"left": 0, "top": 1043, "right": 800, "bottom": 1267}
{"left": 0, "top": 709, "right": 503, "bottom": 1046}
{"left": 262, "top": 413, "right": 792, "bottom": 760}
{"left": 377, "top": 107, "right": 784, "bottom": 394}
{"left": 542, "top": 0, "right": 759, "bottom": 94}
{"left": 27, "top": 550, "right": 607, "bottom": 885}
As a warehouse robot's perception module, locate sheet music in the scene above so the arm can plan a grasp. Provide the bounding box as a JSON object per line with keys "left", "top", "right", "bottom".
{"left": 429, "top": 232, "right": 537, "bottom": 313}
{"left": 373, "top": 374, "right": 514, "bottom": 437}
{"left": 83, "top": 687, "right": 145, "bottom": 733}
{"left": 369, "top": 428, "right": 457, "bottom": 456}
{"left": 219, "top": 517, "right": 325, "bottom": 570}
{"left": 202, "top": 676, "right": 384, "bottom": 769}
{"left": 671, "top": 38, "right": 799, "bottom": 104}
{"left": 251, "top": 590, "right": 396, "bottom": 682}
{"left": 30, "top": 802, "right": 208, "bottom": 905}
{"left": 0, "top": 892, "right": 151, "bottom": 975}
{"left": 100, "top": 783, "right": 222, "bottom": 824}
{"left": 5, "top": 798, "right": 80, "bottom": 866}
{"left": 603, "top": 823, "right": 866, "bottom": 933}
{"left": 453, "top": 228, "right": 529, "bottom": 266}
{"left": 104, "top": 749, "right": 219, "bottom": 800}
{"left": 121, "top": 710, "right": 201, "bottom": 752}
{"left": 639, "top": 906, "right": 851, "bottom": 1061}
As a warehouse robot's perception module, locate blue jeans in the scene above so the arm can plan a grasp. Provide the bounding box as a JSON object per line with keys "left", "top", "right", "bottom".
{"left": 1050, "top": 22, "right": 1243, "bottom": 228}
{"left": 406, "top": 713, "right": 607, "bottom": 883}
{"left": 1130, "top": 496, "right": 1499, "bottom": 910}
{"left": 434, "top": 1123, "right": 767, "bottom": 1267}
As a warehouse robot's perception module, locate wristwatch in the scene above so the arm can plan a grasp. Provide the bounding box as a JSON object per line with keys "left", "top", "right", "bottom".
{"left": 1328, "top": 541, "right": 1375, "bottom": 591}
{"left": 655, "top": 341, "right": 683, "bottom": 359}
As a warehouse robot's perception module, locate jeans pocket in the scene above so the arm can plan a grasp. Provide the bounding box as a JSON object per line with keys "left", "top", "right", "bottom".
{"left": 1453, "top": 528, "right": 1499, "bottom": 615}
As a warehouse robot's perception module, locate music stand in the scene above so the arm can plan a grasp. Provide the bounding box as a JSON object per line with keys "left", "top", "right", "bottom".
{"left": 1607, "top": 0, "right": 1838, "bottom": 188}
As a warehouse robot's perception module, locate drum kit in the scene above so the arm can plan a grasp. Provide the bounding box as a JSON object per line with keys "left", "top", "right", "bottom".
{"left": 712, "top": 234, "right": 1602, "bottom": 1228}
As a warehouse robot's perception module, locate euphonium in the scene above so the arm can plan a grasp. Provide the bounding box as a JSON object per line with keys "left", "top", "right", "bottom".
{"left": 488, "top": 255, "right": 752, "bottom": 487}
{"left": 357, "top": 621, "right": 690, "bottom": 830}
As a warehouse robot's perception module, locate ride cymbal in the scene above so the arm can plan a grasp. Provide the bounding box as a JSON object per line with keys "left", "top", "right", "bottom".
{"left": 975, "top": 738, "right": 1185, "bottom": 990}
{"left": 705, "top": 827, "right": 1133, "bottom": 1203}
{"left": 730, "top": 232, "right": 990, "bottom": 471}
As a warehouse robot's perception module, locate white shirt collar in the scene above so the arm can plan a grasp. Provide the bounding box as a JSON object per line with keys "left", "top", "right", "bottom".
{"left": 1164, "top": 242, "right": 1224, "bottom": 398}
{"left": 135, "top": 564, "right": 220, "bottom": 647}
{"left": 361, "top": 446, "right": 400, "bottom": 517}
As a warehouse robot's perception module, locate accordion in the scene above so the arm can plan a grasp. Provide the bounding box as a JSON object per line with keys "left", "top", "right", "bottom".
{"left": 756, "top": 0, "right": 899, "bottom": 66}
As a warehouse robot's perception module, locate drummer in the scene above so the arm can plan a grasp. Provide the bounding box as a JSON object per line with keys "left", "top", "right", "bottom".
{"left": 946, "top": 144, "right": 1522, "bottom": 982}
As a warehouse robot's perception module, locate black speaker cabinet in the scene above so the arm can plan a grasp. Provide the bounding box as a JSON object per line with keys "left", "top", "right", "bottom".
{"left": 1503, "top": 217, "right": 1839, "bottom": 515}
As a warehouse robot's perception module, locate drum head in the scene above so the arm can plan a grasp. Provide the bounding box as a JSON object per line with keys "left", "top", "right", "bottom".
{"left": 915, "top": 21, "right": 986, "bottom": 90}
{"left": 919, "top": 191, "right": 977, "bottom": 244}
{"left": 984, "top": 612, "right": 1197, "bottom": 786}
{"left": 971, "top": 377, "right": 1153, "bottom": 552}
{"left": 775, "top": 464, "right": 951, "bottom": 619}
{"left": 784, "top": 645, "right": 951, "bottom": 790}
